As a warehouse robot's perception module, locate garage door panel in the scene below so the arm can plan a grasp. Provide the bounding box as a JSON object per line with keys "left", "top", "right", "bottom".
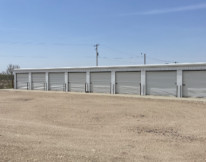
{"left": 91, "top": 83, "right": 110, "bottom": 93}
{"left": 69, "top": 83, "right": 85, "bottom": 92}
{"left": 17, "top": 82, "right": 28, "bottom": 89}
{"left": 32, "top": 83, "right": 45, "bottom": 90}
{"left": 116, "top": 72, "right": 140, "bottom": 82}
{"left": 90, "top": 72, "right": 111, "bottom": 93}
{"left": 32, "top": 73, "right": 45, "bottom": 82}
{"left": 68, "top": 73, "right": 86, "bottom": 92}
{"left": 183, "top": 71, "right": 206, "bottom": 98}
{"left": 69, "top": 73, "right": 86, "bottom": 82}
{"left": 50, "top": 84, "right": 65, "bottom": 91}
{"left": 116, "top": 72, "right": 141, "bottom": 94}
{"left": 185, "top": 88, "right": 206, "bottom": 98}
{"left": 32, "top": 73, "right": 45, "bottom": 90}
{"left": 148, "top": 88, "right": 176, "bottom": 96}
{"left": 17, "top": 73, "right": 29, "bottom": 90}
{"left": 91, "top": 73, "right": 111, "bottom": 81}
{"left": 116, "top": 83, "right": 141, "bottom": 94}
{"left": 49, "top": 73, "right": 65, "bottom": 91}
{"left": 146, "top": 71, "right": 176, "bottom": 96}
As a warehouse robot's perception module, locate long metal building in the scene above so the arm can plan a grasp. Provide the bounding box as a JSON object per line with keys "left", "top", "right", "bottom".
{"left": 13, "top": 63, "right": 206, "bottom": 98}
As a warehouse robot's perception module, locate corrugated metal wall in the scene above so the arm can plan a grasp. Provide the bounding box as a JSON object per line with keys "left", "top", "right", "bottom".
{"left": 16, "top": 73, "right": 29, "bottom": 90}
{"left": 31, "top": 73, "right": 46, "bottom": 90}
{"left": 116, "top": 72, "right": 141, "bottom": 94}
{"left": 68, "top": 72, "right": 86, "bottom": 92}
{"left": 49, "top": 73, "right": 65, "bottom": 91}
{"left": 146, "top": 71, "right": 177, "bottom": 96}
{"left": 90, "top": 72, "right": 111, "bottom": 93}
{"left": 183, "top": 71, "right": 206, "bottom": 98}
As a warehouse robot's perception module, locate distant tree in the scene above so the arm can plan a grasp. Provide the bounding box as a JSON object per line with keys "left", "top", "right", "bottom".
{"left": 6, "top": 64, "right": 20, "bottom": 75}
{"left": 1, "top": 64, "right": 20, "bottom": 88}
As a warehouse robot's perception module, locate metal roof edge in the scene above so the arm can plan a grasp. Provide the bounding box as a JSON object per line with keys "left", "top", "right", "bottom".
{"left": 13, "top": 62, "right": 206, "bottom": 72}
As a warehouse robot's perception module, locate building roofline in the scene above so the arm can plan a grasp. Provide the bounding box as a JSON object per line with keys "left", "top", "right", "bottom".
{"left": 14, "top": 62, "right": 206, "bottom": 72}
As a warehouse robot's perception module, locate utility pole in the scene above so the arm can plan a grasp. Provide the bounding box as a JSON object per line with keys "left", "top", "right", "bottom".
{"left": 144, "top": 53, "right": 146, "bottom": 65}
{"left": 94, "top": 44, "right": 99, "bottom": 66}
{"left": 141, "top": 53, "right": 146, "bottom": 65}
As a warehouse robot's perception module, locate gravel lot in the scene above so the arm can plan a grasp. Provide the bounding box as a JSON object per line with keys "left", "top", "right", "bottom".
{"left": 0, "top": 90, "right": 206, "bottom": 162}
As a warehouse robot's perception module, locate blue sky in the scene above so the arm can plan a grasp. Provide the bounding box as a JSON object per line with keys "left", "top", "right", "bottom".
{"left": 0, "top": 0, "right": 206, "bottom": 71}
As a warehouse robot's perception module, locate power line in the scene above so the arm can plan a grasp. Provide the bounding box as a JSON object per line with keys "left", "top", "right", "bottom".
{"left": 147, "top": 56, "right": 176, "bottom": 64}
{"left": 101, "top": 44, "right": 132, "bottom": 56}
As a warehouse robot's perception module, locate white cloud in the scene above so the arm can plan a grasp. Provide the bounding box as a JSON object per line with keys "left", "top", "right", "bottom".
{"left": 121, "top": 3, "right": 206, "bottom": 16}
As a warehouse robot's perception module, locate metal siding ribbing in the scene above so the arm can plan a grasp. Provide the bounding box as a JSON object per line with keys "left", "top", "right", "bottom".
{"left": 183, "top": 71, "right": 206, "bottom": 98}
{"left": 16, "top": 73, "right": 29, "bottom": 89}
{"left": 116, "top": 72, "right": 141, "bottom": 94}
{"left": 49, "top": 73, "right": 65, "bottom": 91}
{"left": 90, "top": 72, "right": 111, "bottom": 93}
{"left": 146, "top": 71, "right": 177, "bottom": 96}
{"left": 31, "top": 73, "right": 46, "bottom": 90}
{"left": 68, "top": 73, "right": 86, "bottom": 92}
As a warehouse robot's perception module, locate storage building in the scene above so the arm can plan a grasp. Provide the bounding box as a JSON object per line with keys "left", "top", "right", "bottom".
{"left": 14, "top": 63, "right": 206, "bottom": 98}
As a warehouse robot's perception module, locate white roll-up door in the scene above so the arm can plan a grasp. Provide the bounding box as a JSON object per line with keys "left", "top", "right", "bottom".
{"left": 183, "top": 71, "right": 206, "bottom": 98}
{"left": 31, "top": 73, "right": 46, "bottom": 90}
{"left": 116, "top": 72, "right": 141, "bottom": 94}
{"left": 68, "top": 72, "right": 86, "bottom": 92}
{"left": 90, "top": 72, "right": 111, "bottom": 93}
{"left": 146, "top": 71, "right": 177, "bottom": 96}
{"left": 16, "top": 73, "right": 29, "bottom": 90}
{"left": 49, "top": 73, "right": 65, "bottom": 91}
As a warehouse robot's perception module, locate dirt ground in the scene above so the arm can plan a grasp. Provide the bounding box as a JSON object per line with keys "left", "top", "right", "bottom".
{"left": 0, "top": 90, "right": 206, "bottom": 162}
